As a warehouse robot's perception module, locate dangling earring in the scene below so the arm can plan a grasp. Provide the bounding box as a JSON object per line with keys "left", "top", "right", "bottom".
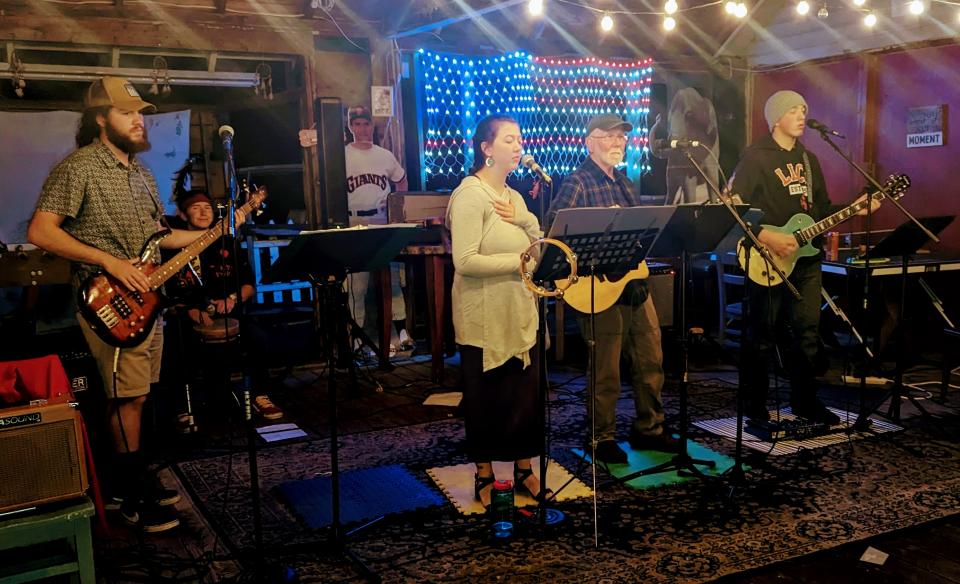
{"left": 484, "top": 156, "right": 494, "bottom": 168}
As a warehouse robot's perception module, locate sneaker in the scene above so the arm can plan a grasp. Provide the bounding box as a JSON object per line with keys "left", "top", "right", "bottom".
{"left": 588, "top": 439, "right": 628, "bottom": 464}
{"left": 253, "top": 395, "right": 283, "bottom": 420}
{"left": 398, "top": 329, "right": 416, "bottom": 352}
{"left": 791, "top": 398, "right": 841, "bottom": 426}
{"left": 121, "top": 500, "right": 180, "bottom": 533}
{"left": 107, "top": 484, "right": 181, "bottom": 510}
{"left": 628, "top": 430, "right": 682, "bottom": 453}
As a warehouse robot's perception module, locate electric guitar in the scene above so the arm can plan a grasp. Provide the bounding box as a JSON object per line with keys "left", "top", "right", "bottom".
{"left": 78, "top": 187, "right": 267, "bottom": 347}
{"left": 556, "top": 261, "right": 650, "bottom": 314}
{"left": 737, "top": 173, "right": 910, "bottom": 287}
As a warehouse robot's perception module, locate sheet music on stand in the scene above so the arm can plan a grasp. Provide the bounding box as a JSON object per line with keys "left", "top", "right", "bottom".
{"left": 536, "top": 206, "right": 675, "bottom": 283}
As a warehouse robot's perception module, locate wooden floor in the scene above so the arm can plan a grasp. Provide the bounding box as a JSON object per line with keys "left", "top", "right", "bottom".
{"left": 90, "top": 346, "right": 960, "bottom": 583}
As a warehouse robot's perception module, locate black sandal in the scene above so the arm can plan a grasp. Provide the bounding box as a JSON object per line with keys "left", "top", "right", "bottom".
{"left": 514, "top": 465, "right": 554, "bottom": 501}
{"left": 474, "top": 473, "right": 495, "bottom": 510}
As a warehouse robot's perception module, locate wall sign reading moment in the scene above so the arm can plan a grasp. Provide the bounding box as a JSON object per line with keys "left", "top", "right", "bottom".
{"left": 906, "top": 105, "right": 945, "bottom": 148}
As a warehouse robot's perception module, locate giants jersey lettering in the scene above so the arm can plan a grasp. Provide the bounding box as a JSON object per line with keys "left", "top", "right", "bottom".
{"left": 347, "top": 173, "right": 389, "bottom": 193}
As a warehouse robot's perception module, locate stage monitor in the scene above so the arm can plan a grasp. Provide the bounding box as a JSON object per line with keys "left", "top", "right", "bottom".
{"left": 313, "top": 97, "right": 349, "bottom": 229}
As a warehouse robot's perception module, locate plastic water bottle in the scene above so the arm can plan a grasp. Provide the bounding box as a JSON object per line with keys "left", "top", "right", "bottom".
{"left": 490, "top": 479, "right": 514, "bottom": 538}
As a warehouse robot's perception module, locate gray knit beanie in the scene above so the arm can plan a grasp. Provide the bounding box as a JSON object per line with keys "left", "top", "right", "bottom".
{"left": 764, "top": 90, "right": 808, "bottom": 130}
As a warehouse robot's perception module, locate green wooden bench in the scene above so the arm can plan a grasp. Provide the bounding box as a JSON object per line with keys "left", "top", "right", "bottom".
{"left": 0, "top": 497, "right": 95, "bottom": 584}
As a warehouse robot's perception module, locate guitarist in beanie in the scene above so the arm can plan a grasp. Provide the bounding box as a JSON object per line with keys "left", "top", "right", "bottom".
{"left": 728, "top": 90, "right": 880, "bottom": 425}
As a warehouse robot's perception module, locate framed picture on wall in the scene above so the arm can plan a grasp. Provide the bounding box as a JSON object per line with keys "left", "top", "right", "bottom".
{"left": 906, "top": 105, "right": 945, "bottom": 148}
{"left": 371, "top": 86, "right": 394, "bottom": 117}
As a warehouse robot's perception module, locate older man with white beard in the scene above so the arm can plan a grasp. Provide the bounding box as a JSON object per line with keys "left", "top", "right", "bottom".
{"left": 546, "top": 114, "right": 674, "bottom": 465}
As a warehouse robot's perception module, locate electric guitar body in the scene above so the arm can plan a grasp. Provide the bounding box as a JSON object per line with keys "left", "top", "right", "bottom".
{"left": 737, "top": 173, "right": 910, "bottom": 287}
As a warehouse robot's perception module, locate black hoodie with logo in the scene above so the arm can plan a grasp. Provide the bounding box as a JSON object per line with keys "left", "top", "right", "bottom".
{"left": 730, "top": 133, "right": 843, "bottom": 241}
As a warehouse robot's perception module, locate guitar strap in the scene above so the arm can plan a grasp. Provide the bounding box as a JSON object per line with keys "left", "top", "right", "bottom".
{"left": 801, "top": 150, "right": 815, "bottom": 210}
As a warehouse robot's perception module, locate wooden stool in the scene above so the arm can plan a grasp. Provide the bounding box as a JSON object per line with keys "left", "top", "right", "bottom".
{"left": 0, "top": 497, "right": 95, "bottom": 583}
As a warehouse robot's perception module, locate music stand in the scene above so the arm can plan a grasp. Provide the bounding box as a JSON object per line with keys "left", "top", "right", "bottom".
{"left": 265, "top": 223, "right": 420, "bottom": 581}
{"left": 610, "top": 204, "right": 750, "bottom": 484}
{"left": 546, "top": 206, "right": 672, "bottom": 539}
{"left": 855, "top": 215, "right": 954, "bottom": 425}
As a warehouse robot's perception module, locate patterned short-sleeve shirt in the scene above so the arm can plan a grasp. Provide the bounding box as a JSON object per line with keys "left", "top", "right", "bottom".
{"left": 35, "top": 142, "right": 164, "bottom": 284}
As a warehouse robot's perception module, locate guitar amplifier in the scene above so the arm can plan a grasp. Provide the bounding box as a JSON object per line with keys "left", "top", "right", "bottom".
{"left": 0, "top": 402, "right": 88, "bottom": 513}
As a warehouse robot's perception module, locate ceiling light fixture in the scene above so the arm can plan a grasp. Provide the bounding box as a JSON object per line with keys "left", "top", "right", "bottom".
{"left": 600, "top": 13, "right": 614, "bottom": 31}
{"left": 817, "top": 2, "right": 829, "bottom": 18}
{"left": 797, "top": 1, "right": 811, "bottom": 15}
{"left": 663, "top": 16, "right": 677, "bottom": 30}
{"left": 908, "top": 0, "right": 924, "bottom": 14}
{"left": 735, "top": 2, "right": 748, "bottom": 17}
{"left": 528, "top": 0, "right": 544, "bottom": 16}
{"left": 665, "top": 0, "right": 679, "bottom": 15}
{"left": 864, "top": 11, "right": 877, "bottom": 25}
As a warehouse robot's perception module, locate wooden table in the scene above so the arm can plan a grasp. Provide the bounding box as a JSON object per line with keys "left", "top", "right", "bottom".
{"left": 377, "top": 244, "right": 451, "bottom": 384}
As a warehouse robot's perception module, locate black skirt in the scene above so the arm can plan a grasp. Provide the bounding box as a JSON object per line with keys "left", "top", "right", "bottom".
{"left": 459, "top": 344, "right": 541, "bottom": 462}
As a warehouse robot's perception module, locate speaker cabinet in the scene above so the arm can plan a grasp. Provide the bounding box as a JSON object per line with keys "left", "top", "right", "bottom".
{"left": 648, "top": 269, "right": 675, "bottom": 328}
{"left": 312, "top": 97, "right": 349, "bottom": 229}
{"left": 0, "top": 402, "right": 88, "bottom": 513}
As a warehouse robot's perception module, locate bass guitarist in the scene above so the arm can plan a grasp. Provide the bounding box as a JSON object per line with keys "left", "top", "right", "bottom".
{"left": 27, "top": 77, "right": 247, "bottom": 533}
{"left": 546, "top": 114, "right": 676, "bottom": 464}
{"left": 728, "top": 90, "right": 879, "bottom": 425}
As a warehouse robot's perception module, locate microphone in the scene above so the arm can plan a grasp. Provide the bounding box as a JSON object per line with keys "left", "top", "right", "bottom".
{"left": 520, "top": 154, "right": 552, "bottom": 184}
{"left": 653, "top": 138, "right": 701, "bottom": 150}
{"left": 806, "top": 119, "right": 845, "bottom": 138}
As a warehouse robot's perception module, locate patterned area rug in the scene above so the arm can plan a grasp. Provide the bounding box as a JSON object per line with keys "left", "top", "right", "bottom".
{"left": 175, "top": 376, "right": 960, "bottom": 583}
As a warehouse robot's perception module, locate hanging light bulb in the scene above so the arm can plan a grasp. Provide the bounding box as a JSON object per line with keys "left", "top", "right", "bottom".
{"left": 665, "top": 0, "right": 679, "bottom": 15}
{"left": 852, "top": 0, "right": 866, "bottom": 5}
{"left": 600, "top": 13, "right": 614, "bottom": 31}
{"left": 817, "top": 2, "right": 829, "bottom": 18}
{"left": 797, "top": 0, "right": 810, "bottom": 14}
{"left": 663, "top": 16, "right": 677, "bottom": 30}
{"left": 735, "top": 2, "right": 748, "bottom": 17}
{"left": 864, "top": 11, "right": 877, "bottom": 25}
{"left": 725, "top": 0, "right": 738, "bottom": 13}
{"left": 528, "top": 0, "right": 544, "bottom": 16}
{"left": 908, "top": 0, "right": 924, "bottom": 14}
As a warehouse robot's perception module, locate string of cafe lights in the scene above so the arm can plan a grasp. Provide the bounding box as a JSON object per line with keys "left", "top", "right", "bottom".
{"left": 530, "top": 0, "right": 960, "bottom": 31}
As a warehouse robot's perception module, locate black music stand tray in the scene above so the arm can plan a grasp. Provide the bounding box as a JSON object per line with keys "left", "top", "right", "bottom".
{"left": 856, "top": 215, "right": 954, "bottom": 425}
{"left": 546, "top": 206, "right": 674, "bottom": 483}
{"left": 264, "top": 224, "right": 420, "bottom": 582}
{"left": 609, "top": 204, "right": 750, "bottom": 483}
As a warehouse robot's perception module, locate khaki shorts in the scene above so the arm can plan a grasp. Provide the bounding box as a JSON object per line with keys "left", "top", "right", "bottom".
{"left": 78, "top": 313, "right": 163, "bottom": 399}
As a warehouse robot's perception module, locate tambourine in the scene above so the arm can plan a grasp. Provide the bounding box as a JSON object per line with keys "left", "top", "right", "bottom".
{"left": 519, "top": 237, "right": 578, "bottom": 298}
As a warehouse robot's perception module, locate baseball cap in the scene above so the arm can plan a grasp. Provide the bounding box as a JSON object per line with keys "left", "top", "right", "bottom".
{"left": 84, "top": 77, "right": 157, "bottom": 114}
{"left": 586, "top": 113, "right": 633, "bottom": 135}
{"left": 348, "top": 105, "right": 372, "bottom": 122}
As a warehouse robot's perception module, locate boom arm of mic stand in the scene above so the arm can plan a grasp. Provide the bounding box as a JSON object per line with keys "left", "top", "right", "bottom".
{"left": 683, "top": 151, "right": 802, "bottom": 300}
{"left": 815, "top": 130, "right": 938, "bottom": 244}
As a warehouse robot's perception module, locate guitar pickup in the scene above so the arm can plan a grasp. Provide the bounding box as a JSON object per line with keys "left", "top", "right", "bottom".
{"left": 109, "top": 295, "right": 133, "bottom": 318}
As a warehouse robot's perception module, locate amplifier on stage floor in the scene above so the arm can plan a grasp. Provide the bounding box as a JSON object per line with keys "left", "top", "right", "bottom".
{"left": 0, "top": 402, "right": 88, "bottom": 513}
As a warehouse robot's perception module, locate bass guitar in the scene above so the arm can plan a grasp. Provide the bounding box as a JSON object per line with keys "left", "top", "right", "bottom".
{"left": 737, "top": 173, "right": 909, "bottom": 287}
{"left": 78, "top": 187, "right": 267, "bottom": 347}
{"left": 556, "top": 261, "right": 649, "bottom": 314}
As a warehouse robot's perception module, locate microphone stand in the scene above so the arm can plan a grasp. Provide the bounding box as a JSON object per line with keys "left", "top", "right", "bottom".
{"left": 682, "top": 149, "right": 800, "bottom": 487}
{"left": 811, "top": 129, "right": 938, "bottom": 431}
{"left": 220, "top": 132, "right": 271, "bottom": 582}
